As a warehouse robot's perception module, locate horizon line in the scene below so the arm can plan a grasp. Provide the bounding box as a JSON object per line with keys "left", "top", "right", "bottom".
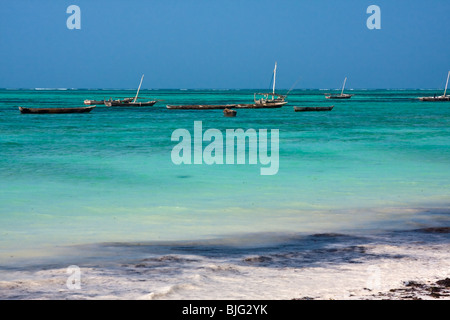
{"left": 0, "top": 88, "right": 446, "bottom": 91}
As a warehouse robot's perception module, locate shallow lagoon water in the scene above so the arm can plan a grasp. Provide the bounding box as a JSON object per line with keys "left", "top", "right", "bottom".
{"left": 0, "top": 89, "right": 449, "bottom": 299}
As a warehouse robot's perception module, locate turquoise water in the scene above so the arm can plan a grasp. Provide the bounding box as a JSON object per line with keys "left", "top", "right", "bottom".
{"left": 0, "top": 89, "right": 449, "bottom": 260}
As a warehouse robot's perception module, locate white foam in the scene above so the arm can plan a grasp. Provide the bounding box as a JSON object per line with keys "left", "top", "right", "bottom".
{"left": 0, "top": 230, "right": 448, "bottom": 300}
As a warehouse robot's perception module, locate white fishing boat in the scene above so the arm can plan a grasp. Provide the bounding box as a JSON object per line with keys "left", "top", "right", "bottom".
{"left": 251, "top": 62, "right": 288, "bottom": 107}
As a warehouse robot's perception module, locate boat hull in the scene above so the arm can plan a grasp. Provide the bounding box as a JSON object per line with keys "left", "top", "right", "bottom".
{"left": 19, "top": 106, "right": 96, "bottom": 114}
{"left": 325, "top": 94, "right": 353, "bottom": 99}
{"left": 84, "top": 100, "right": 105, "bottom": 105}
{"left": 167, "top": 104, "right": 236, "bottom": 110}
{"left": 105, "top": 101, "right": 157, "bottom": 107}
{"left": 167, "top": 101, "right": 287, "bottom": 110}
{"left": 294, "top": 106, "right": 334, "bottom": 112}
{"left": 235, "top": 101, "right": 287, "bottom": 108}
{"left": 418, "top": 96, "right": 450, "bottom": 102}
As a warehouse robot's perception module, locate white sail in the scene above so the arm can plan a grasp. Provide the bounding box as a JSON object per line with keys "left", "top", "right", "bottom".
{"left": 133, "top": 74, "right": 145, "bottom": 103}
{"left": 341, "top": 77, "right": 347, "bottom": 96}
{"left": 272, "top": 62, "right": 277, "bottom": 96}
{"left": 444, "top": 71, "right": 450, "bottom": 97}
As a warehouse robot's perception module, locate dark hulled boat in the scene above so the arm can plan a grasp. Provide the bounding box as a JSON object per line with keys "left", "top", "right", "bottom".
{"left": 294, "top": 106, "right": 334, "bottom": 112}
{"left": 166, "top": 100, "right": 286, "bottom": 110}
{"left": 105, "top": 100, "right": 157, "bottom": 107}
{"left": 104, "top": 74, "right": 158, "bottom": 107}
{"left": 166, "top": 62, "right": 287, "bottom": 110}
{"left": 167, "top": 104, "right": 236, "bottom": 110}
{"left": 325, "top": 77, "right": 354, "bottom": 100}
{"left": 325, "top": 93, "right": 353, "bottom": 99}
{"left": 84, "top": 99, "right": 107, "bottom": 105}
{"left": 19, "top": 106, "right": 96, "bottom": 114}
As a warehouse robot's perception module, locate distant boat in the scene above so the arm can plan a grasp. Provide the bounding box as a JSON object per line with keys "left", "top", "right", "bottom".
{"left": 104, "top": 75, "right": 158, "bottom": 107}
{"left": 251, "top": 62, "right": 288, "bottom": 107}
{"left": 418, "top": 71, "right": 450, "bottom": 102}
{"left": 294, "top": 106, "right": 334, "bottom": 112}
{"left": 84, "top": 98, "right": 133, "bottom": 105}
{"left": 105, "top": 100, "right": 157, "bottom": 107}
{"left": 84, "top": 99, "right": 106, "bottom": 105}
{"left": 167, "top": 62, "right": 287, "bottom": 110}
{"left": 166, "top": 102, "right": 286, "bottom": 109}
{"left": 223, "top": 108, "right": 237, "bottom": 117}
{"left": 19, "top": 106, "right": 95, "bottom": 114}
{"left": 325, "top": 77, "right": 354, "bottom": 99}
{"left": 167, "top": 104, "right": 237, "bottom": 110}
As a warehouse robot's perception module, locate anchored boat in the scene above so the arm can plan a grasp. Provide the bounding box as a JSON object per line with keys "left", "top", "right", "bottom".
{"left": 84, "top": 98, "right": 134, "bottom": 105}
{"left": 167, "top": 62, "right": 287, "bottom": 110}
{"left": 325, "top": 77, "right": 354, "bottom": 99}
{"left": 294, "top": 106, "right": 334, "bottom": 112}
{"left": 104, "top": 75, "right": 158, "bottom": 107}
{"left": 105, "top": 100, "right": 157, "bottom": 107}
{"left": 250, "top": 62, "right": 288, "bottom": 107}
{"left": 84, "top": 99, "right": 107, "bottom": 105}
{"left": 418, "top": 71, "right": 450, "bottom": 102}
{"left": 167, "top": 104, "right": 237, "bottom": 110}
{"left": 19, "top": 106, "right": 96, "bottom": 114}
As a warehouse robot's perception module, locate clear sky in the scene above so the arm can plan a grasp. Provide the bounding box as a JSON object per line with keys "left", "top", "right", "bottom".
{"left": 0, "top": 0, "right": 449, "bottom": 89}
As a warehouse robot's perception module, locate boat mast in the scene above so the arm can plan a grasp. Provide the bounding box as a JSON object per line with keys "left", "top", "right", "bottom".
{"left": 341, "top": 77, "right": 347, "bottom": 96}
{"left": 133, "top": 74, "right": 144, "bottom": 103}
{"left": 272, "top": 62, "right": 277, "bottom": 99}
{"left": 444, "top": 71, "right": 450, "bottom": 97}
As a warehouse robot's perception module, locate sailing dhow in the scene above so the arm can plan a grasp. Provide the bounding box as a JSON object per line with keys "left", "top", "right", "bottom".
{"left": 325, "top": 77, "right": 354, "bottom": 99}
{"left": 418, "top": 71, "right": 450, "bottom": 102}
{"left": 105, "top": 74, "right": 158, "bottom": 106}
{"left": 167, "top": 62, "right": 287, "bottom": 109}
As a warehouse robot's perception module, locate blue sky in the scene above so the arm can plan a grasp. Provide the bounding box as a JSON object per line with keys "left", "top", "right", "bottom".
{"left": 0, "top": 0, "right": 449, "bottom": 89}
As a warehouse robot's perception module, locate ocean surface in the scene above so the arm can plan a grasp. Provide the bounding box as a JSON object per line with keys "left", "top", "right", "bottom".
{"left": 0, "top": 89, "right": 449, "bottom": 299}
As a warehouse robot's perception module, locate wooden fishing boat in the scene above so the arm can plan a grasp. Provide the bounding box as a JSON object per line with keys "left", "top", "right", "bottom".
{"left": 325, "top": 77, "right": 354, "bottom": 99}
{"left": 84, "top": 98, "right": 135, "bottom": 105}
{"left": 294, "top": 106, "right": 334, "bottom": 112}
{"left": 105, "top": 100, "right": 157, "bottom": 107}
{"left": 167, "top": 100, "right": 288, "bottom": 109}
{"left": 166, "top": 62, "right": 287, "bottom": 110}
{"left": 418, "top": 95, "right": 450, "bottom": 102}
{"left": 167, "top": 104, "right": 237, "bottom": 110}
{"left": 223, "top": 108, "right": 237, "bottom": 117}
{"left": 248, "top": 92, "right": 287, "bottom": 107}
{"left": 251, "top": 62, "right": 288, "bottom": 106}
{"left": 105, "top": 75, "right": 158, "bottom": 107}
{"left": 166, "top": 101, "right": 286, "bottom": 109}
{"left": 19, "top": 106, "right": 95, "bottom": 114}
{"left": 325, "top": 93, "right": 353, "bottom": 99}
{"left": 84, "top": 99, "right": 106, "bottom": 105}
{"left": 418, "top": 71, "right": 450, "bottom": 102}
